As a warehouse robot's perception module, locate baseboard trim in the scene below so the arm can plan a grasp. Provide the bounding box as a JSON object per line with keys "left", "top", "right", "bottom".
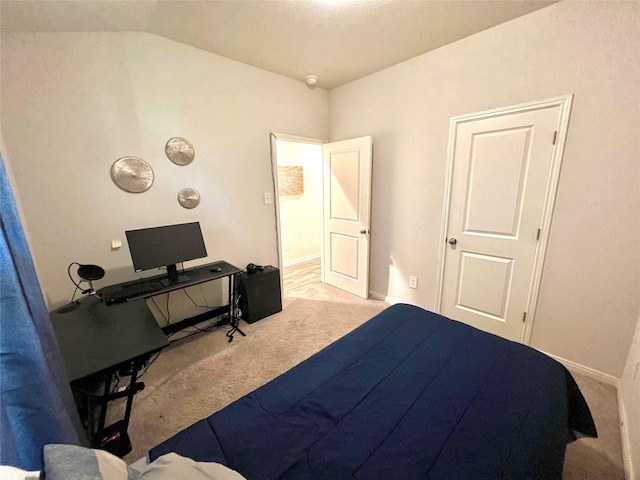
{"left": 618, "top": 391, "right": 634, "bottom": 480}
{"left": 369, "top": 290, "right": 399, "bottom": 305}
{"left": 536, "top": 353, "right": 633, "bottom": 476}
{"left": 538, "top": 350, "right": 620, "bottom": 387}
{"left": 283, "top": 253, "right": 320, "bottom": 267}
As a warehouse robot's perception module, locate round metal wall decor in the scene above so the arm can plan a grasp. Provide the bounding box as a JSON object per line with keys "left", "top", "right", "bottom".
{"left": 165, "top": 137, "right": 195, "bottom": 166}
{"left": 178, "top": 188, "right": 201, "bottom": 209}
{"left": 110, "top": 157, "right": 154, "bottom": 193}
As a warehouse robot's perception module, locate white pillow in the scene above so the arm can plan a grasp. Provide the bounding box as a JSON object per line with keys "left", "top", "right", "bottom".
{"left": 42, "top": 444, "right": 245, "bottom": 480}
{"left": 43, "top": 444, "right": 139, "bottom": 479}
{"left": 140, "top": 453, "right": 246, "bottom": 480}
{"left": 0, "top": 465, "right": 40, "bottom": 480}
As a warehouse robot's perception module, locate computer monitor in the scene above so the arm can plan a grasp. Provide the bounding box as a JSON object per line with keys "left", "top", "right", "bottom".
{"left": 125, "top": 222, "right": 208, "bottom": 286}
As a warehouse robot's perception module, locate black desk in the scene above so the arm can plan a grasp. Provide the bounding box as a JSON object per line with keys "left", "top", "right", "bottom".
{"left": 51, "top": 297, "right": 168, "bottom": 382}
{"left": 50, "top": 260, "right": 244, "bottom": 456}
{"left": 50, "top": 296, "right": 168, "bottom": 456}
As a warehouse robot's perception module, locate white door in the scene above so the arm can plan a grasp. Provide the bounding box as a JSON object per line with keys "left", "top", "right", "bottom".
{"left": 323, "top": 136, "right": 372, "bottom": 299}
{"left": 438, "top": 98, "right": 571, "bottom": 342}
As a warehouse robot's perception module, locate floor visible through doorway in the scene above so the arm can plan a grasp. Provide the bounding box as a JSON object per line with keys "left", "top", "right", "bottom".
{"left": 282, "top": 257, "right": 321, "bottom": 295}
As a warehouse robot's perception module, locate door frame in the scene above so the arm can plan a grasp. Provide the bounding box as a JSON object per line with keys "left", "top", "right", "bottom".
{"left": 435, "top": 95, "right": 574, "bottom": 344}
{"left": 270, "top": 133, "right": 327, "bottom": 296}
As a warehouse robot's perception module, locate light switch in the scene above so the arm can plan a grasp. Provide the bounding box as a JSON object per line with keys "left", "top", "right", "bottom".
{"left": 111, "top": 239, "right": 122, "bottom": 250}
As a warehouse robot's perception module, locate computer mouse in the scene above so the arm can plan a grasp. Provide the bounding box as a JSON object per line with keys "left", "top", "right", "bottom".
{"left": 210, "top": 267, "right": 222, "bottom": 272}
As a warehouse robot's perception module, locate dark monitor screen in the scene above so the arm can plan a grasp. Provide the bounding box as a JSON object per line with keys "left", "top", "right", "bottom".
{"left": 125, "top": 222, "right": 207, "bottom": 285}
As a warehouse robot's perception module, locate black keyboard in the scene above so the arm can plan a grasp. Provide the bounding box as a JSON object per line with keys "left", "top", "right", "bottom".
{"left": 101, "top": 280, "right": 165, "bottom": 305}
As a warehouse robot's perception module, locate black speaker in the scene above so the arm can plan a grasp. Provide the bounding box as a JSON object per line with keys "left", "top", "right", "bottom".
{"left": 237, "top": 266, "right": 282, "bottom": 324}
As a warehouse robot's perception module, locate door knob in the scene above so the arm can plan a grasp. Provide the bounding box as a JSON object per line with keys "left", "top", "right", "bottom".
{"left": 360, "top": 229, "right": 369, "bottom": 235}
{"left": 448, "top": 238, "right": 457, "bottom": 245}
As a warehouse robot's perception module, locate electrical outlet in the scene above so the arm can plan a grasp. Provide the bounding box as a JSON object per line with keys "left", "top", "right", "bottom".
{"left": 409, "top": 276, "right": 418, "bottom": 289}
{"left": 264, "top": 192, "right": 272, "bottom": 204}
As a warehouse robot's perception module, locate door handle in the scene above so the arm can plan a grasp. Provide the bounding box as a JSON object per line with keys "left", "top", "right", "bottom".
{"left": 360, "top": 229, "right": 369, "bottom": 235}
{"left": 448, "top": 238, "right": 457, "bottom": 245}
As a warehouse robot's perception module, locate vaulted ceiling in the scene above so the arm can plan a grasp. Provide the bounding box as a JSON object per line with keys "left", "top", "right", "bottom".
{"left": 1, "top": 0, "right": 557, "bottom": 89}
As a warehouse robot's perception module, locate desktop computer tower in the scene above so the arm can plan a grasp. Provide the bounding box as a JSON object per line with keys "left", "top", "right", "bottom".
{"left": 237, "top": 266, "right": 282, "bottom": 324}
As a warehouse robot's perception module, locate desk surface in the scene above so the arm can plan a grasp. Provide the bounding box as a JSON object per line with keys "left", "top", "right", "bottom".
{"left": 50, "top": 296, "right": 169, "bottom": 382}
{"left": 98, "top": 260, "right": 243, "bottom": 302}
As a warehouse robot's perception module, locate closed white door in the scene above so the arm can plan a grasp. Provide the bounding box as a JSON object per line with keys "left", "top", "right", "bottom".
{"left": 323, "top": 136, "right": 372, "bottom": 299}
{"left": 439, "top": 99, "right": 570, "bottom": 342}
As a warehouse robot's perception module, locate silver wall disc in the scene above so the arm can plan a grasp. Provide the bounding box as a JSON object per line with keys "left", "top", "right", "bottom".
{"left": 110, "top": 157, "right": 154, "bottom": 193}
{"left": 165, "top": 137, "right": 195, "bottom": 166}
{"left": 178, "top": 188, "right": 201, "bottom": 209}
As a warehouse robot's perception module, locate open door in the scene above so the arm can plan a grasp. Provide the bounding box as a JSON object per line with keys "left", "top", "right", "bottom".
{"left": 323, "top": 136, "right": 372, "bottom": 299}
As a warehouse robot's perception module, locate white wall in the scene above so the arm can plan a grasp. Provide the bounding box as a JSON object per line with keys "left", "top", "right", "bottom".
{"left": 276, "top": 140, "right": 323, "bottom": 265}
{"left": 329, "top": 1, "right": 639, "bottom": 378}
{"left": 1, "top": 4, "right": 638, "bottom": 379}
{"left": 621, "top": 314, "right": 640, "bottom": 478}
{"left": 1, "top": 32, "right": 328, "bottom": 309}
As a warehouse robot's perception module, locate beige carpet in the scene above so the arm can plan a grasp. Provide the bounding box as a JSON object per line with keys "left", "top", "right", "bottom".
{"left": 112, "top": 283, "right": 625, "bottom": 478}
{"left": 564, "top": 374, "right": 625, "bottom": 479}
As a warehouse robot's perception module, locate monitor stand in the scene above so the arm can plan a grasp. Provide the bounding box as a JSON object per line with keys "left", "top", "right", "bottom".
{"left": 161, "top": 264, "right": 190, "bottom": 287}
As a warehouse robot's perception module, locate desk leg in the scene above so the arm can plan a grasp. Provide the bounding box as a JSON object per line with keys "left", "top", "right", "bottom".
{"left": 226, "top": 273, "right": 245, "bottom": 343}
{"left": 122, "top": 359, "right": 141, "bottom": 429}
{"left": 96, "top": 370, "right": 112, "bottom": 435}
{"left": 92, "top": 361, "right": 145, "bottom": 457}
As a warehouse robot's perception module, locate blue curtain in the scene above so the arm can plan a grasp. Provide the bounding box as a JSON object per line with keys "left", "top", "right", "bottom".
{"left": 0, "top": 154, "right": 82, "bottom": 470}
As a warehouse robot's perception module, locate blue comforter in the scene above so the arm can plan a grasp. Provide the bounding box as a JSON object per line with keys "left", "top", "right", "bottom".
{"left": 149, "top": 304, "right": 597, "bottom": 479}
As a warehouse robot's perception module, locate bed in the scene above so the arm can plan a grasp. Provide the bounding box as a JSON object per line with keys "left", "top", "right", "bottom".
{"left": 148, "top": 304, "right": 597, "bottom": 479}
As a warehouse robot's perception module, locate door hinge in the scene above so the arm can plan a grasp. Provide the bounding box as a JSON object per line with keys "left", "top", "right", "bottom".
{"left": 552, "top": 131, "right": 558, "bottom": 145}
{"left": 536, "top": 228, "right": 541, "bottom": 241}
{"left": 522, "top": 312, "right": 527, "bottom": 323}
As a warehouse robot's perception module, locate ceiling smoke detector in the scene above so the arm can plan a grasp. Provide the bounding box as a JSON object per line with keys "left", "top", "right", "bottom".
{"left": 306, "top": 75, "right": 318, "bottom": 86}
